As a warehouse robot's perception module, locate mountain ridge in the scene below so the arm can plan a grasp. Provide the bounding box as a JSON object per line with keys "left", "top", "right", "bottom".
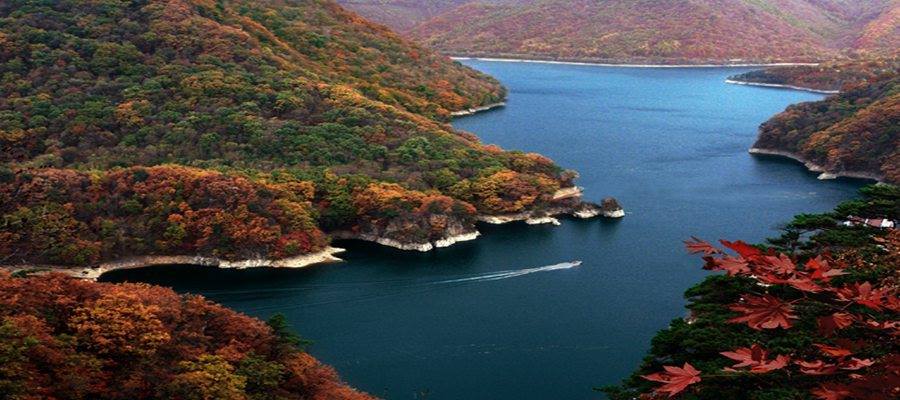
{"left": 340, "top": 0, "right": 900, "bottom": 63}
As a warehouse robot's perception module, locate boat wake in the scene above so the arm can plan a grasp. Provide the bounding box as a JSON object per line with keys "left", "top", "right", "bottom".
{"left": 432, "top": 261, "right": 581, "bottom": 285}
{"left": 229, "top": 261, "right": 582, "bottom": 311}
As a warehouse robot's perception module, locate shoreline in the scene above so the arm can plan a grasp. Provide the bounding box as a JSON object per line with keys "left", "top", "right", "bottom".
{"left": 749, "top": 148, "right": 883, "bottom": 182}
{"left": 725, "top": 79, "right": 839, "bottom": 94}
{"left": 452, "top": 56, "right": 820, "bottom": 69}
{"left": 450, "top": 102, "right": 506, "bottom": 117}
{"left": 2, "top": 247, "right": 346, "bottom": 280}
{"left": 333, "top": 231, "right": 482, "bottom": 252}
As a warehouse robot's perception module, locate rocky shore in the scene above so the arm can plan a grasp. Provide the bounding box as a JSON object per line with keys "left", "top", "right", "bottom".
{"left": 2, "top": 247, "right": 347, "bottom": 280}
{"left": 725, "top": 79, "right": 839, "bottom": 94}
{"left": 334, "top": 231, "right": 481, "bottom": 252}
{"left": 749, "top": 148, "right": 883, "bottom": 182}
{"left": 339, "top": 187, "right": 625, "bottom": 251}
{"left": 479, "top": 191, "right": 625, "bottom": 225}
{"left": 451, "top": 56, "right": 819, "bottom": 69}
{"left": 450, "top": 102, "right": 506, "bottom": 117}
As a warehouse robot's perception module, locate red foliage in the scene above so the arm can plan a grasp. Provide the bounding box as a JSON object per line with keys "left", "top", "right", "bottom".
{"left": 641, "top": 363, "right": 702, "bottom": 398}
{"left": 728, "top": 295, "right": 798, "bottom": 330}
{"left": 720, "top": 344, "right": 790, "bottom": 373}
{"left": 0, "top": 272, "right": 373, "bottom": 399}
{"left": 643, "top": 236, "right": 900, "bottom": 399}
{"left": 0, "top": 166, "right": 328, "bottom": 266}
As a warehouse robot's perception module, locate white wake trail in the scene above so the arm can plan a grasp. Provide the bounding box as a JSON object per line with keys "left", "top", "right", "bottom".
{"left": 432, "top": 261, "right": 581, "bottom": 285}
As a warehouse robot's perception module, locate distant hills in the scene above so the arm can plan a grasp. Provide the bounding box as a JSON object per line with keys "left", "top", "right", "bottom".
{"left": 339, "top": 0, "right": 900, "bottom": 63}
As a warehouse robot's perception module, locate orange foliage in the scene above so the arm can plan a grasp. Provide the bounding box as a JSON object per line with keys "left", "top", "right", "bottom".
{"left": 0, "top": 272, "right": 374, "bottom": 400}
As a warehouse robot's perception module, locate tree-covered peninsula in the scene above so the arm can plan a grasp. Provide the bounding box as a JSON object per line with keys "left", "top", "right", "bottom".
{"left": 0, "top": 0, "right": 596, "bottom": 270}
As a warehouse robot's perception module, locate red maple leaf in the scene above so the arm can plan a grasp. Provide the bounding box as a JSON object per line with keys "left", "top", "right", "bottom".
{"left": 806, "top": 256, "right": 846, "bottom": 281}
{"left": 814, "top": 344, "right": 853, "bottom": 358}
{"left": 817, "top": 313, "right": 855, "bottom": 336}
{"left": 786, "top": 277, "right": 824, "bottom": 293}
{"left": 884, "top": 295, "right": 900, "bottom": 313}
{"left": 729, "top": 295, "right": 798, "bottom": 330}
{"left": 704, "top": 256, "right": 750, "bottom": 276}
{"left": 763, "top": 254, "right": 797, "bottom": 275}
{"left": 839, "top": 357, "right": 875, "bottom": 371}
{"left": 641, "top": 363, "right": 702, "bottom": 398}
{"left": 685, "top": 237, "right": 720, "bottom": 255}
{"left": 720, "top": 240, "right": 762, "bottom": 259}
{"left": 836, "top": 282, "right": 888, "bottom": 311}
{"left": 797, "top": 360, "right": 839, "bottom": 375}
{"left": 811, "top": 383, "right": 852, "bottom": 400}
{"left": 720, "top": 344, "right": 790, "bottom": 373}
{"left": 864, "top": 319, "right": 900, "bottom": 334}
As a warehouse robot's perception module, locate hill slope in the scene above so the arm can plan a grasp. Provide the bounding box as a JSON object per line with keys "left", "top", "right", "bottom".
{"left": 0, "top": 0, "right": 592, "bottom": 268}
{"left": 752, "top": 73, "right": 899, "bottom": 184}
{"left": 390, "top": 0, "right": 900, "bottom": 63}
{"left": 729, "top": 58, "right": 899, "bottom": 92}
{"left": 0, "top": 271, "right": 373, "bottom": 399}
{"left": 336, "top": 0, "right": 472, "bottom": 31}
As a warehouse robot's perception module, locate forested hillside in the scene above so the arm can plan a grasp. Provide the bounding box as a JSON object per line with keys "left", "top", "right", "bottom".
{"left": 730, "top": 58, "right": 899, "bottom": 92}
{"left": 753, "top": 73, "right": 899, "bottom": 184}
{"left": 604, "top": 185, "right": 900, "bottom": 399}
{"left": 0, "top": 0, "right": 584, "bottom": 267}
{"left": 336, "top": 0, "right": 471, "bottom": 31}
{"left": 0, "top": 271, "right": 373, "bottom": 399}
{"left": 350, "top": 0, "right": 900, "bottom": 63}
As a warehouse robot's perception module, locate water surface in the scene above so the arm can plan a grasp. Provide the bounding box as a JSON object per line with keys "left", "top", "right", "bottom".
{"left": 105, "top": 61, "right": 865, "bottom": 400}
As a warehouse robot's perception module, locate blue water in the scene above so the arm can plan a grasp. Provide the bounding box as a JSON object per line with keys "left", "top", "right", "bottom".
{"left": 104, "top": 61, "right": 865, "bottom": 399}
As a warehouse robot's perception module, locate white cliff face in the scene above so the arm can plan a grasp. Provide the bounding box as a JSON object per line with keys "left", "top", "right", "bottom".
{"left": 435, "top": 231, "right": 481, "bottom": 248}
{"left": 341, "top": 231, "right": 482, "bottom": 252}
{"left": 6, "top": 247, "right": 347, "bottom": 280}
{"left": 574, "top": 208, "right": 601, "bottom": 219}
{"left": 602, "top": 209, "right": 626, "bottom": 218}
{"left": 478, "top": 213, "right": 533, "bottom": 224}
{"left": 526, "top": 217, "right": 561, "bottom": 226}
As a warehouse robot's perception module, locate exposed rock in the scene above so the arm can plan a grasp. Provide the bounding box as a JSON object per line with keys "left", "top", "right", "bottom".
{"left": 434, "top": 231, "right": 482, "bottom": 248}
{"left": 601, "top": 197, "right": 625, "bottom": 218}
{"left": 335, "top": 213, "right": 480, "bottom": 252}
{"left": 4, "top": 247, "right": 347, "bottom": 280}
{"left": 340, "top": 231, "right": 481, "bottom": 252}
{"left": 479, "top": 188, "right": 623, "bottom": 224}
{"left": 552, "top": 186, "right": 584, "bottom": 201}
{"left": 572, "top": 202, "right": 602, "bottom": 219}
{"left": 749, "top": 148, "right": 884, "bottom": 182}
{"left": 449, "top": 102, "right": 506, "bottom": 117}
{"left": 526, "top": 216, "right": 562, "bottom": 226}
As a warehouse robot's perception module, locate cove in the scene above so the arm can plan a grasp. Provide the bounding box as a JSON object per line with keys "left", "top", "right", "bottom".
{"left": 103, "top": 60, "right": 865, "bottom": 400}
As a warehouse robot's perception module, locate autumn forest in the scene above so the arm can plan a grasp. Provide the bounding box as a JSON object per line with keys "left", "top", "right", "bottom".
{"left": 1, "top": 0, "right": 898, "bottom": 399}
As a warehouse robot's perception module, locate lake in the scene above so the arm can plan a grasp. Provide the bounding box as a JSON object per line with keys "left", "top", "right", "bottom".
{"left": 104, "top": 60, "right": 865, "bottom": 399}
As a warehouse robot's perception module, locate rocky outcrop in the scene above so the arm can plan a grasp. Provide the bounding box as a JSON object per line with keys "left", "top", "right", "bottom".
{"left": 4, "top": 247, "right": 347, "bottom": 280}
{"left": 572, "top": 202, "right": 602, "bottom": 218}
{"left": 337, "top": 187, "right": 624, "bottom": 251}
{"left": 526, "top": 216, "right": 562, "bottom": 226}
{"left": 335, "top": 213, "right": 481, "bottom": 252}
{"left": 336, "top": 231, "right": 481, "bottom": 252}
{"left": 600, "top": 197, "right": 626, "bottom": 218}
{"left": 479, "top": 188, "right": 623, "bottom": 225}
